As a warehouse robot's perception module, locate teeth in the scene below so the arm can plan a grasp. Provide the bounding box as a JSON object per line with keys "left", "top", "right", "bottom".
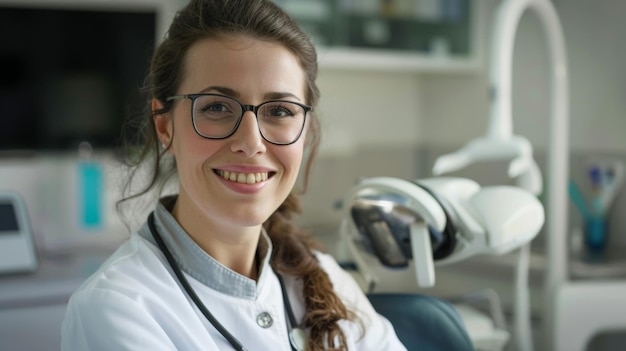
{"left": 218, "top": 170, "right": 269, "bottom": 184}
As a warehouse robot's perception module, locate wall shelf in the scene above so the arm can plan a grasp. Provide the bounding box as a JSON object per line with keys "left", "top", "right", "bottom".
{"left": 317, "top": 46, "right": 481, "bottom": 73}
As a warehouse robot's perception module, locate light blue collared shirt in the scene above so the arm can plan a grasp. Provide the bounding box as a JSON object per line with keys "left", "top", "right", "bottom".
{"left": 137, "top": 196, "right": 272, "bottom": 300}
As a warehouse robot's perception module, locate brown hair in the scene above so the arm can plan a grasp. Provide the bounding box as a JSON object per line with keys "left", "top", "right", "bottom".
{"left": 117, "top": 0, "right": 358, "bottom": 349}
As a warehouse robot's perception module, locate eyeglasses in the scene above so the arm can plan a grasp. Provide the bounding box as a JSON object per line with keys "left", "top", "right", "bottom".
{"left": 166, "top": 94, "right": 312, "bottom": 145}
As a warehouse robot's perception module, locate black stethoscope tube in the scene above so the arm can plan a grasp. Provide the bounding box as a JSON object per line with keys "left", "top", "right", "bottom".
{"left": 147, "top": 212, "right": 298, "bottom": 351}
{"left": 148, "top": 213, "right": 247, "bottom": 350}
{"left": 276, "top": 273, "right": 298, "bottom": 330}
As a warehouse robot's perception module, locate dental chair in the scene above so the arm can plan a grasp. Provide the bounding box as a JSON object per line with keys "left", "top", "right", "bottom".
{"left": 367, "top": 292, "right": 475, "bottom": 350}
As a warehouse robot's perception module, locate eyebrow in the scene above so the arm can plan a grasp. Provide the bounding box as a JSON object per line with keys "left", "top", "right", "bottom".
{"left": 198, "top": 86, "right": 303, "bottom": 102}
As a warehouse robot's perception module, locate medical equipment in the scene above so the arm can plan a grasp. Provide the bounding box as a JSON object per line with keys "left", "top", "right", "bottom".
{"left": 341, "top": 176, "right": 544, "bottom": 350}
{"left": 0, "top": 191, "right": 38, "bottom": 274}
{"left": 147, "top": 213, "right": 307, "bottom": 351}
{"left": 431, "top": 0, "right": 569, "bottom": 349}
{"left": 341, "top": 0, "right": 568, "bottom": 348}
{"left": 342, "top": 176, "right": 545, "bottom": 288}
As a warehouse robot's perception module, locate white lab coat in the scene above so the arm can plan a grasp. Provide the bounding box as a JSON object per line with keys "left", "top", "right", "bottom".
{"left": 61, "top": 202, "right": 406, "bottom": 350}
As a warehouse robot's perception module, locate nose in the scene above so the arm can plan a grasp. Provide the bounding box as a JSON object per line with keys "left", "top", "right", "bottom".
{"left": 229, "top": 111, "right": 266, "bottom": 156}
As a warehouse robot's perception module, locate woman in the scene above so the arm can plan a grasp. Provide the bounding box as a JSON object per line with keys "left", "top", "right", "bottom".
{"left": 62, "top": 0, "right": 406, "bottom": 350}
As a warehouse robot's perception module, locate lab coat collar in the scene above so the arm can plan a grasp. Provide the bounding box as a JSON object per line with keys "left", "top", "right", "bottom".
{"left": 137, "top": 195, "right": 273, "bottom": 300}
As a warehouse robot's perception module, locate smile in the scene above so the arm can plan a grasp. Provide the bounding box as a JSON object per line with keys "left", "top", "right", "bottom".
{"left": 215, "top": 170, "right": 271, "bottom": 184}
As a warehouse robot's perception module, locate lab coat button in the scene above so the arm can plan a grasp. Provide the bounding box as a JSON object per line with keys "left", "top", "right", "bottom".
{"left": 256, "top": 312, "right": 273, "bottom": 328}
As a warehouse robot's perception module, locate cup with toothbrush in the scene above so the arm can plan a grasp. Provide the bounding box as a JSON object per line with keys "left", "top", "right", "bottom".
{"left": 569, "top": 159, "right": 624, "bottom": 259}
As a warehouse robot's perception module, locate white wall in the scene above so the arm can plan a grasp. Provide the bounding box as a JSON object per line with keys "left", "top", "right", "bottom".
{"left": 553, "top": 0, "right": 626, "bottom": 152}
{"left": 316, "top": 70, "right": 425, "bottom": 156}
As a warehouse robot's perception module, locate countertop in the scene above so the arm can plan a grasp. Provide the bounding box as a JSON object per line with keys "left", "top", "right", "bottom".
{"left": 0, "top": 248, "right": 115, "bottom": 310}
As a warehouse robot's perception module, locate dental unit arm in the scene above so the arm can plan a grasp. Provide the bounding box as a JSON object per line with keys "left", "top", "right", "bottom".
{"left": 341, "top": 176, "right": 545, "bottom": 289}
{"left": 432, "top": 136, "right": 543, "bottom": 196}
{"left": 429, "top": 0, "right": 568, "bottom": 350}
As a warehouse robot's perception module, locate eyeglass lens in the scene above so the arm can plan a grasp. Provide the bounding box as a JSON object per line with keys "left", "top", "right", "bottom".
{"left": 191, "top": 95, "right": 306, "bottom": 144}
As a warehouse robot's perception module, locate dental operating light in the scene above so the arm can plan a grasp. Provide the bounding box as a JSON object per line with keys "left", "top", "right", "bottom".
{"left": 342, "top": 176, "right": 545, "bottom": 289}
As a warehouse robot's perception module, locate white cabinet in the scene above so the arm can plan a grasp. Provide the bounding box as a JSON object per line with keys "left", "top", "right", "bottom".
{"left": 276, "top": 0, "right": 484, "bottom": 72}
{"left": 0, "top": 304, "right": 68, "bottom": 351}
{"left": 0, "top": 251, "right": 112, "bottom": 351}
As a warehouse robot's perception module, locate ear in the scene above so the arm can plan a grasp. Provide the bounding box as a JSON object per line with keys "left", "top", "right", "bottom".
{"left": 153, "top": 99, "right": 173, "bottom": 148}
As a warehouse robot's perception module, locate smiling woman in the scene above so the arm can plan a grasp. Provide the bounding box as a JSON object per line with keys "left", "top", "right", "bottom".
{"left": 153, "top": 37, "right": 309, "bottom": 239}
{"left": 60, "top": 1, "right": 406, "bottom": 351}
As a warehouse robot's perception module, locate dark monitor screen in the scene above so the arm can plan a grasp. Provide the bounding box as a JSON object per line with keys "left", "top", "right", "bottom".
{"left": 0, "top": 6, "right": 156, "bottom": 151}
{"left": 0, "top": 203, "right": 19, "bottom": 232}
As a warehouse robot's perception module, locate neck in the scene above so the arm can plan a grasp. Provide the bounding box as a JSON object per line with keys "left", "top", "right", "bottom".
{"left": 210, "top": 239, "right": 261, "bottom": 280}
{"left": 171, "top": 200, "right": 263, "bottom": 280}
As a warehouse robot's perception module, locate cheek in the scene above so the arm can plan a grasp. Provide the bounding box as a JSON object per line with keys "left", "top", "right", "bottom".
{"left": 171, "top": 119, "right": 220, "bottom": 165}
{"left": 278, "top": 142, "right": 305, "bottom": 176}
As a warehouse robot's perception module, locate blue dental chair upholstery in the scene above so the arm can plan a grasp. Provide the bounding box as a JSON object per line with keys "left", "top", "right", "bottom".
{"left": 368, "top": 293, "right": 475, "bottom": 350}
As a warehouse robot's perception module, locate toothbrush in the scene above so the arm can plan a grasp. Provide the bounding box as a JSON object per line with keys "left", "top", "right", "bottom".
{"left": 588, "top": 166, "right": 601, "bottom": 192}
{"left": 588, "top": 165, "right": 604, "bottom": 215}
{"left": 568, "top": 180, "right": 591, "bottom": 220}
{"left": 597, "top": 161, "right": 624, "bottom": 215}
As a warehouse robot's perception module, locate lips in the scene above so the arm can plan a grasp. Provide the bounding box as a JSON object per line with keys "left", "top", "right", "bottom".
{"left": 215, "top": 170, "right": 270, "bottom": 184}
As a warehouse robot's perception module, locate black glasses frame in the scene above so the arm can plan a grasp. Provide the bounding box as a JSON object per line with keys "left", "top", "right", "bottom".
{"left": 166, "top": 93, "right": 313, "bottom": 145}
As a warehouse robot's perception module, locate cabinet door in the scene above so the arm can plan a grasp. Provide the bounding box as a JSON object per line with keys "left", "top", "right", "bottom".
{"left": 0, "top": 304, "right": 67, "bottom": 351}
{"left": 275, "top": 0, "right": 481, "bottom": 72}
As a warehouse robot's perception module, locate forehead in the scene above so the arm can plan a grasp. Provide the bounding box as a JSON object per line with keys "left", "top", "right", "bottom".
{"left": 180, "top": 36, "right": 307, "bottom": 99}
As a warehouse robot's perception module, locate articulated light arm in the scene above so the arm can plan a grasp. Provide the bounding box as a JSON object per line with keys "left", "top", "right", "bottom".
{"left": 432, "top": 1, "right": 570, "bottom": 350}
{"left": 490, "top": 0, "right": 570, "bottom": 288}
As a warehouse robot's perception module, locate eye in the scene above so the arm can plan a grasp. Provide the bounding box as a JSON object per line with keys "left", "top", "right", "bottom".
{"left": 194, "top": 96, "right": 239, "bottom": 121}
{"left": 198, "top": 101, "right": 230, "bottom": 113}
{"left": 270, "top": 106, "right": 294, "bottom": 117}
{"left": 263, "top": 102, "right": 299, "bottom": 119}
